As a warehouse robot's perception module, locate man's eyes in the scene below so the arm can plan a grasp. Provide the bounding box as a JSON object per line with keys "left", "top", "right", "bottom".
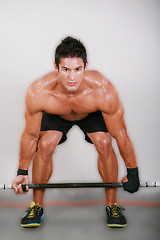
{"left": 76, "top": 68, "right": 81, "bottom": 71}
{"left": 62, "top": 68, "right": 82, "bottom": 72}
{"left": 62, "top": 68, "right": 69, "bottom": 71}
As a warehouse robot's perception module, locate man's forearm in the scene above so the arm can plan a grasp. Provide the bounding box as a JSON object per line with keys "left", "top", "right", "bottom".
{"left": 19, "top": 130, "right": 39, "bottom": 170}
{"left": 116, "top": 134, "right": 137, "bottom": 168}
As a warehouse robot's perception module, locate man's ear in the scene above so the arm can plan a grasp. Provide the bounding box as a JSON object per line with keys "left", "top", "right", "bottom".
{"left": 85, "top": 61, "right": 88, "bottom": 69}
{"left": 54, "top": 62, "right": 58, "bottom": 71}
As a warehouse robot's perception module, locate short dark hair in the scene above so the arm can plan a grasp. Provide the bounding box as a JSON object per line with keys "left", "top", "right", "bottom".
{"left": 55, "top": 36, "right": 87, "bottom": 69}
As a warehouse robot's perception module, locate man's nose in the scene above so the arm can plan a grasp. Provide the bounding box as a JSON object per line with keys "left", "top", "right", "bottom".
{"left": 69, "top": 70, "right": 76, "bottom": 80}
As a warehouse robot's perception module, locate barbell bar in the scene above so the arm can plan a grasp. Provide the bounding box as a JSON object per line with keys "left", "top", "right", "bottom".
{"left": 0, "top": 182, "right": 160, "bottom": 190}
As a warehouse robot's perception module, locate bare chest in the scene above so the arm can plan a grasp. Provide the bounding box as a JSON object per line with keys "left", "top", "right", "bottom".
{"left": 42, "top": 92, "right": 99, "bottom": 120}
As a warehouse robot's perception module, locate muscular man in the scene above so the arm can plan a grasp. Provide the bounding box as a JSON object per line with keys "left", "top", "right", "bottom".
{"left": 12, "top": 37, "right": 139, "bottom": 228}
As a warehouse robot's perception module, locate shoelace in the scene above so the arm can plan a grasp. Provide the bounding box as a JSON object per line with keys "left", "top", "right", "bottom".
{"left": 26, "top": 205, "right": 39, "bottom": 218}
{"left": 110, "top": 204, "right": 125, "bottom": 217}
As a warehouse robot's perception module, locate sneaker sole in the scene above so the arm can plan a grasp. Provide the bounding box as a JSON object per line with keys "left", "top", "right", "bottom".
{"left": 21, "top": 223, "right": 41, "bottom": 228}
{"left": 21, "top": 215, "right": 44, "bottom": 228}
{"left": 107, "top": 223, "right": 127, "bottom": 228}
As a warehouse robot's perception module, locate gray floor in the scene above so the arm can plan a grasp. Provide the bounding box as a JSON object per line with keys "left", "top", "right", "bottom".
{"left": 0, "top": 188, "right": 160, "bottom": 240}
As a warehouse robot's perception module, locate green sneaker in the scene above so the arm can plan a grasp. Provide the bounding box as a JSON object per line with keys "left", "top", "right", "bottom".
{"left": 106, "top": 203, "right": 127, "bottom": 228}
{"left": 21, "top": 201, "right": 44, "bottom": 228}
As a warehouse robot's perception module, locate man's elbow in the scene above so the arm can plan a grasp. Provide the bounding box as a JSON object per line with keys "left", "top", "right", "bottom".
{"left": 112, "top": 128, "right": 129, "bottom": 143}
{"left": 114, "top": 129, "right": 130, "bottom": 147}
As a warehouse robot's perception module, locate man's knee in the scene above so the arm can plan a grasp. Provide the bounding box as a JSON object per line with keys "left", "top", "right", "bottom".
{"left": 38, "top": 131, "right": 62, "bottom": 155}
{"left": 88, "top": 133, "right": 112, "bottom": 156}
{"left": 97, "top": 138, "right": 112, "bottom": 154}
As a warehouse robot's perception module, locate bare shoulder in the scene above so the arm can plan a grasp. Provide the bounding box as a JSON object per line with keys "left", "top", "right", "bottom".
{"left": 29, "top": 71, "right": 58, "bottom": 91}
{"left": 85, "top": 70, "right": 108, "bottom": 85}
{"left": 26, "top": 71, "right": 58, "bottom": 113}
{"left": 85, "top": 70, "right": 122, "bottom": 114}
{"left": 85, "top": 70, "right": 114, "bottom": 91}
{"left": 85, "top": 70, "right": 116, "bottom": 95}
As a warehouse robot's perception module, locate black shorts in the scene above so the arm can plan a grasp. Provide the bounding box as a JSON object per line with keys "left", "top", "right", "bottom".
{"left": 40, "top": 110, "right": 108, "bottom": 144}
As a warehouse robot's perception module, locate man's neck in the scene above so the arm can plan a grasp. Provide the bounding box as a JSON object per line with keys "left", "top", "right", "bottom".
{"left": 57, "top": 78, "right": 87, "bottom": 97}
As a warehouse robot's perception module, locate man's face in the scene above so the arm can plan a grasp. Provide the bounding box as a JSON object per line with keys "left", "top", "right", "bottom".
{"left": 56, "top": 57, "right": 87, "bottom": 92}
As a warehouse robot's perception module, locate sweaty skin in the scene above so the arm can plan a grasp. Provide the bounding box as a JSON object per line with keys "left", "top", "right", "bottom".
{"left": 12, "top": 57, "right": 137, "bottom": 204}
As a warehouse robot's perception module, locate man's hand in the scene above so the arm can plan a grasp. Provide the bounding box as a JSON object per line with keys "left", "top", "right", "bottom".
{"left": 12, "top": 175, "right": 30, "bottom": 194}
{"left": 121, "top": 167, "right": 140, "bottom": 193}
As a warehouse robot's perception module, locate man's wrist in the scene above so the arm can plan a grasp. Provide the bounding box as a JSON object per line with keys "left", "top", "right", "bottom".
{"left": 123, "top": 167, "right": 140, "bottom": 193}
{"left": 127, "top": 167, "right": 138, "bottom": 175}
{"left": 17, "top": 168, "right": 28, "bottom": 176}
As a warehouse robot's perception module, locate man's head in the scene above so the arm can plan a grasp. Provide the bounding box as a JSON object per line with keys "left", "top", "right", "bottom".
{"left": 54, "top": 37, "right": 88, "bottom": 93}
{"left": 55, "top": 36, "right": 87, "bottom": 69}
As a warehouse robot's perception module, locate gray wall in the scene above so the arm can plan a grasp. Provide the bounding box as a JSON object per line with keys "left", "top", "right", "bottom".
{"left": 0, "top": 0, "right": 159, "bottom": 185}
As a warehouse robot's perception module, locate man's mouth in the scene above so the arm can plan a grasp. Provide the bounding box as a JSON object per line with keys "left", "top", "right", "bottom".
{"left": 68, "top": 82, "right": 76, "bottom": 86}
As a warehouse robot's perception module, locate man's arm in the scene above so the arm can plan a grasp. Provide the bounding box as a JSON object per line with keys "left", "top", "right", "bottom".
{"left": 102, "top": 105, "right": 137, "bottom": 169}
{"left": 19, "top": 110, "right": 43, "bottom": 170}
{"left": 100, "top": 81, "right": 139, "bottom": 192}
{"left": 13, "top": 86, "right": 43, "bottom": 194}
